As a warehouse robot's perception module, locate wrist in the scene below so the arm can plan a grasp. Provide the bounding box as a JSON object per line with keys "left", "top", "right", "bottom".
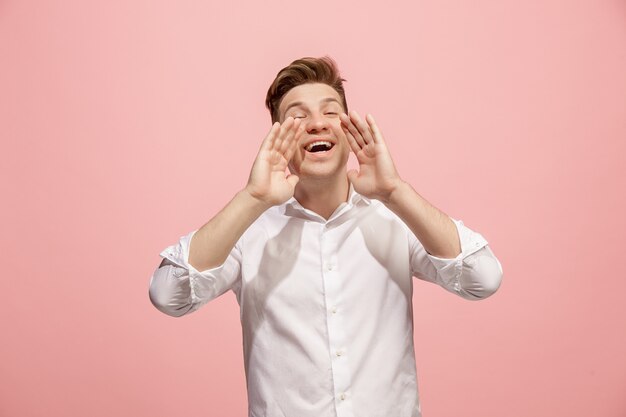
{"left": 379, "top": 178, "right": 408, "bottom": 204}
{"left": 381, "top": 179, "right": 411, "bottom": 207}
{"left": 239, "top": 187, "right": 273, "bottom": 213}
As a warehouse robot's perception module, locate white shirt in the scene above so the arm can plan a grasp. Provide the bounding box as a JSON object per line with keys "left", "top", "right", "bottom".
{"left": 149, "top": 187, "right": 503, "bottom": 417}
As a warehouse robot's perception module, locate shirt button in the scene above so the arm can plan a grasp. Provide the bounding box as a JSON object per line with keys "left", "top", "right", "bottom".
{"left": 340, "top": 393, "right": 346, "bottom": 400}
{"left": 327, "top": 264, "right": 334, "bottom": 271}
{"left": 331, "top": 307, "right": 337, "bottom": 314}
{"left": 336, "top": 349, "right": 343, "bottom": 356}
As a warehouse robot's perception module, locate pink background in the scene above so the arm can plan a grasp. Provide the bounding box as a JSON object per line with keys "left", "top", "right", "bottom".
{"left": 1, "top": 0, "right": 625, "bottom": 416}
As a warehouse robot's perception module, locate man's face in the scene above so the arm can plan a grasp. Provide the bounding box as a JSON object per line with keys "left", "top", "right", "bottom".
{"left": 278, "top": 83, "right": 350, "bottom": 181}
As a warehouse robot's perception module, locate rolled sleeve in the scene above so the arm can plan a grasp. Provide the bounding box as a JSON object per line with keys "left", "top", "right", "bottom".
{"left": 412, "top": 218, "right": 503, "bottom": 300}
{"left": 149, "top": 230, "right": 242, "bottom": 317}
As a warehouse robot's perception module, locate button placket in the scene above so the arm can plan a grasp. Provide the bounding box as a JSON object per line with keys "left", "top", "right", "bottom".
{"left": 320, "top": 226, "right": 354, "bottom": 416}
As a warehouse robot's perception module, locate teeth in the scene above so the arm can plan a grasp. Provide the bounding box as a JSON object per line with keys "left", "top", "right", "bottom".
{"left": 305, "top": 141, "right": 332, "bottom": 151}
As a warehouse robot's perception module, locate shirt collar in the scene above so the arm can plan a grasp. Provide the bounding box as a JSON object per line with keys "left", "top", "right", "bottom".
{"left": 285, "top": 182, "right": 371, "bottom": 211}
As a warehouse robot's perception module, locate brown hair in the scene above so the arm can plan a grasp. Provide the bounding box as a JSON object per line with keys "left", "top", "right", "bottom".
{"left": 265, "top": 56, "right": 348, "bottom": 123}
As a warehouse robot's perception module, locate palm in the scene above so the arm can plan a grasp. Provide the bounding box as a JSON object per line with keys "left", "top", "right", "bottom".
{"left": 249, "top": 149, "right": 294, "bottom": 204}
{"left": 338, "top": 112, "right": 401, "bottom": 201}
{"left": 246, "top": 118, "right": 303, "bottom": 206}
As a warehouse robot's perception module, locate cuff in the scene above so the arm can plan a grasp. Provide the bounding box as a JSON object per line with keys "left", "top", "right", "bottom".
{"left": 426, "top": 218, "right": 489, "bottom": 277}
{"left": 159, "top": 230, "right": 229, "bottom": 305}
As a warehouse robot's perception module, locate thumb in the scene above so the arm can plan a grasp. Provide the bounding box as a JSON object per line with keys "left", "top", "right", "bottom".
{"left": 286, "top": 174, "right": 300, "bottom": 188}
{"left": 347, "top": 169, "right": 359, "bottom": 184}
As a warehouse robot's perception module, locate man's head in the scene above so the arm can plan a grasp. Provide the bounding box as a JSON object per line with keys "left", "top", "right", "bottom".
{"left": 265, "top": 57, "right": 351, "bottom": 182}
{"left": 265, "top": 56, "right": 348, "bottom": 124}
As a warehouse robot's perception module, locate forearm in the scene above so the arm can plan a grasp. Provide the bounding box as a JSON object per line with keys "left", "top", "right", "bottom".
{"left": 384, "top": 181, "right": 461, "bottom": 259}
{"left": 189, "top": 189, "right": 270, "bottom": 271}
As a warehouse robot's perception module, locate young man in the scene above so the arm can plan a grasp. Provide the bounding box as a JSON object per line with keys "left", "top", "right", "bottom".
{"left": 149, "top": 56, "right": 503, "bottom": 417}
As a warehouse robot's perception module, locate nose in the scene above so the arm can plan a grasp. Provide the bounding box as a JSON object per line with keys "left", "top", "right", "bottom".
{"left": 305, "top": 112, "right": 329, "bottom": 134}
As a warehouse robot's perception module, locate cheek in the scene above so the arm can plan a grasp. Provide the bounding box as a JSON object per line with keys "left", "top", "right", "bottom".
{"left": 330, "top": 119, "right": 342, "bottom": 131}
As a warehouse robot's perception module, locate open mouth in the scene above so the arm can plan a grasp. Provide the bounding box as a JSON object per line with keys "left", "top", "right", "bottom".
{"left": 305, "top": 141, "right": 334, "bottom": 153}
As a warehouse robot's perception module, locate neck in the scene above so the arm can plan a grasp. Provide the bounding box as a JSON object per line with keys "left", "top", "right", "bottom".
{"left": 293, "top": 174, "right": 350, "bottom": 220}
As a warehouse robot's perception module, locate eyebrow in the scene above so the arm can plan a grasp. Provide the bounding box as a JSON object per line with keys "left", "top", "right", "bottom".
{"left": 282, "top": 97, "right": 342, "bottom": 117}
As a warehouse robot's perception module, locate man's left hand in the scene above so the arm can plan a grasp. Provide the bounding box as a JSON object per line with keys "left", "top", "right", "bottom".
{"left": 336, "top": 111, "right": 404, "bottom": 203}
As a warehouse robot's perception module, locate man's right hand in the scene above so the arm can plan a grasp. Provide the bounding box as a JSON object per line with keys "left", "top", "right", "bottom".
{"left": 244, "top": 117, "right": 304, "bottom": 207}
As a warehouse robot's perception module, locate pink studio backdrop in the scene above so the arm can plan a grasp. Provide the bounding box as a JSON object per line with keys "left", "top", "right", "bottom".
{"left": 1, "top": 0, "right": 625, "bottom": 416}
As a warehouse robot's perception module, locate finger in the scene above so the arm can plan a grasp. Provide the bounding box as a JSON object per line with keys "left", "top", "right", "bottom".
{"left": 280, "top": 119, "right": 301, "bottom": 156}
{"left": 340, "top": 112, "right": 365, "bottom": 148}
{"left": 284, "top": 125, "right": 304, "bottom": 162}
{"left": 278, "top": 118, "right": 298, "bottom": 153}
{"left": 350, "top": 110, "right": 375, "bottom": 145}
{"left": 365, "top": 114, "right": 384, "bottom": 144}
{"left": 273, "top": 117, "right": 295, "bottom": 151}
{"left": 347, "top": 169, "right": 359, "bottom": 186}
{"left": 348, "top": 169, "right": 359, "bottom": 184}
{"left": 332, "top": 120, "right": 361, "bottom": 154}
{"left": 341, "top": 124, "right": 362, "bottom": 155}
{"left": 260, "top": 122, "right": 281, "bottom": 151}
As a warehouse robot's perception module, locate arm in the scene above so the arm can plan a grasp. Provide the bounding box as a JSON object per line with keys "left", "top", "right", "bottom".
{"left": 384, "top": 182, "right": 460, "bottom": 258}
{"left": 338, "top": 111, "right": 502, "bottom": 299}
{"left": 338, "top": 111, "right": 458, "bottom": 258}
{"left": 409, "top": 219, "right": 503, "bottom": 300}
{"left": 149, "top": 118, "right": 304, "bottom": 315}
{"left": 190, "top": 117, "right": 304, "bottom": 271}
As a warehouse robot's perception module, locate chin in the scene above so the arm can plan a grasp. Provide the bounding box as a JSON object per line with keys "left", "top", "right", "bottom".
{"left": 291, "top": 153, "right": 349, "bottom": 181}
{"left": 298, "top": 166, "right": 346, "bottom": 182}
